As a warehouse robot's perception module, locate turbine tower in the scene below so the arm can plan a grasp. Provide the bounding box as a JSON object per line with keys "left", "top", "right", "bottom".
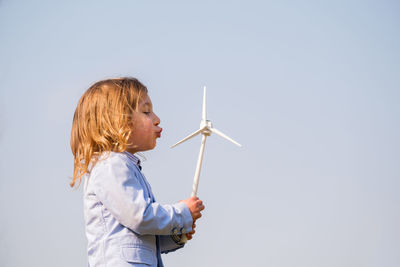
{"left": 171, "top": 86, "right": 241, "bottom": 197}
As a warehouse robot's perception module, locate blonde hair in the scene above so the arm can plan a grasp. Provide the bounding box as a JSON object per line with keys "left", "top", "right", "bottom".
{"left": 70, "top": 77, "right": 148, "bottom": 188}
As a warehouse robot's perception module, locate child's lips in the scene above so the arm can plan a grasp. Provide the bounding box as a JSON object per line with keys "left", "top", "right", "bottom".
{"left": 156, "top": 128, "right": 162, "bottom": 138}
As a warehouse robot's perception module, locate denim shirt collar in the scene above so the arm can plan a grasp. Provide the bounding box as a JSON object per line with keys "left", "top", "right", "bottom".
{"left": 123, "top": 151, "right": 142, "bottom": 170}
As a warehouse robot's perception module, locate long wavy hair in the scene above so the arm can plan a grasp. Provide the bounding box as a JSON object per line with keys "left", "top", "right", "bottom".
{"left": 70, "top": 77, "right": 148, "bottom": 188}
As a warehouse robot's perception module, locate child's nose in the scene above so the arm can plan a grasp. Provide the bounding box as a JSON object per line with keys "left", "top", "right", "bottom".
{"left": 154, "top": 114, "right": 160, "bottom": 126}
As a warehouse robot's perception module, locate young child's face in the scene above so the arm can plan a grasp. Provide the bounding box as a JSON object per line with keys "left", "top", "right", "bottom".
{"left": 127, "top": 94, "right": 162, "bottom": 153}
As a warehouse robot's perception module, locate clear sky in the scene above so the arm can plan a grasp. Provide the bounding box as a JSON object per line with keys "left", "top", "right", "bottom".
{"left": 0, "top": 1, "right": 399, "bottom": 266}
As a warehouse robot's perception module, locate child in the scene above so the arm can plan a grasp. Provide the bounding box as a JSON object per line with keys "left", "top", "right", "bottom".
{"left": 70, "top": 77, "right": 205, "bottom": 267}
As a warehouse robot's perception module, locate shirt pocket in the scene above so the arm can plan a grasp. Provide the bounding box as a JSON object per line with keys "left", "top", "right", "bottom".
{"left": 121, "top": 245, "right": 155, "bottom": 266}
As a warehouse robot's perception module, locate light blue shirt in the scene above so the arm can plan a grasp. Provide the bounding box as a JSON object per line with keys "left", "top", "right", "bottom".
{"left": 83, "top": 151, "right": 193, "bottom": 267}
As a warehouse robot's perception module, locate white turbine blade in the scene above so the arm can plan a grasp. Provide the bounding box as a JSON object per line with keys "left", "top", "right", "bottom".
{"left": 170, "top": 128, "right": 202, "bottom": 148}
{"left": 191, "top": 134, "right": 207, "bottom": 197}
{"left": 210, "top": 128, "right": 242, "bottom": 147}
{"left": 202, "top": 86, "right": 207, "bottom": 121}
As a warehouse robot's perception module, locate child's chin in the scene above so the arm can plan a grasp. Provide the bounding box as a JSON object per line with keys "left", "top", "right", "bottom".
{"left": 151, "top": 141, "right": 157, "bottom": 149}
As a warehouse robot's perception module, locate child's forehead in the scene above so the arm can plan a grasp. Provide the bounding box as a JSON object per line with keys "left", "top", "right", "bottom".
{"left": 139, "top": 94, "right": 153, "bottom": 107}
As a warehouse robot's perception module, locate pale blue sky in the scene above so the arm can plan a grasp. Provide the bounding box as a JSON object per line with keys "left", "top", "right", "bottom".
{"left": 0, "top": 1, "right": 399, "bottom": 267}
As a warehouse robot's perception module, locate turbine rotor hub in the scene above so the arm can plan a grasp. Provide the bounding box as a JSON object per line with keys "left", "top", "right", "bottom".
{"left": 200, "top": 120, "right": 212, "bottom": 128}
{"left": 200, "top": 120, "right": 212, "bottom": 136}
{"left": 202, "top": 128, "right": 212, "bottom": 136}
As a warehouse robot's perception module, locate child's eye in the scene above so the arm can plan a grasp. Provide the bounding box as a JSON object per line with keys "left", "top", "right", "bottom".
{"left": 143, "top": 111, "right": 151, "bottom": 115}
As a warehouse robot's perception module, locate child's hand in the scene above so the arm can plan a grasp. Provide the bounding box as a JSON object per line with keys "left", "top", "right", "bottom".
{"left": 186, "top": 222, "right": 196, "bottom": 240}
{"left": 181, "top": 196, "right": 205, "bottom": 221}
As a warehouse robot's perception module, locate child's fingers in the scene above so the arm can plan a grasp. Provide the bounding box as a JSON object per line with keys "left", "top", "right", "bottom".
{"left": 195, "top": 200, "right": 205, "bottom": 211}
{"left": 186, "top": 229, "right": 195, "bottom": 240}
{"left": 182, "top": 197, "right": 205, "bottom": 220}
{"left": 193, "top": 212, "right": 202, "bottom": 220}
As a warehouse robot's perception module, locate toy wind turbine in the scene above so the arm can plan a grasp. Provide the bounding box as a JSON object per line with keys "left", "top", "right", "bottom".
{"left": 171, "top": 86, "right": 241, "bottom": 197}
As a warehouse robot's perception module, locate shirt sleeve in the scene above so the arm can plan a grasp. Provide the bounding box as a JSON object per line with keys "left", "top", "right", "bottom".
{"left": 91, "top": 154, "right": 193, "bottom": 236}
